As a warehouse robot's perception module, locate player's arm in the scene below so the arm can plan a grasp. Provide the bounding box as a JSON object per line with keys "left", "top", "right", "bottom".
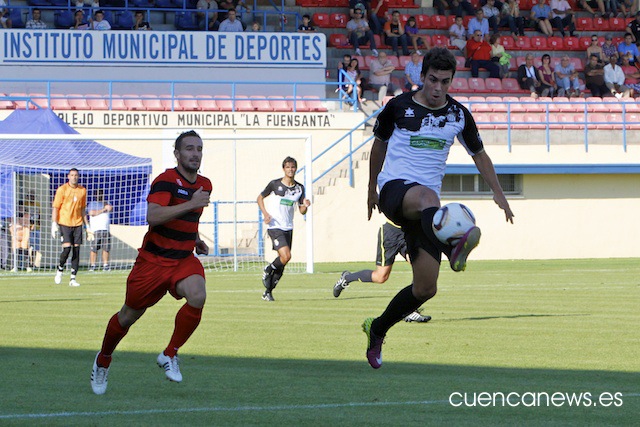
{"left": 472, "top": 150, "right": 514, "bottom": 223}
{"left": 195, "top": 235, "right": 209, "bottom": 255}
{"left": 368, "top": 136, "right": 388, "bottom": 220}
{"left": 147, "top": 187, "right": 210, "bottom": 227}
{"left": 256, "top": 193, "right": 272, "bottom": 224}
{"left": 298, "top": 195, "right": 311, "bottom": 215}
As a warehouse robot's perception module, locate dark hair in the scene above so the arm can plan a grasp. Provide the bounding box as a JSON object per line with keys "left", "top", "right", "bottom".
{"left": 32, "top": 8, "right": 40, "bottom": 13}
{"left": 541, "top": 53, "right": 550, "bottom": 61}
{"left": 175, "top": 130, "right": 201, "bottom": 150}
{"left": 282, "top": 156, "right": 297, "bottom": 168}
{"left": 589, "top": 53, "right": 599, "bottom": 59}
{"left": 69, "top": 168, "right": 79, "bottom": 174}
{"left": 489, "top": 33, "right": 499, "bottom": 45}
{"left": 421, "top": 47, "right": 457, "bottom": 77}
{"left": 392, "top": 9, "right": 400, "bottom": 15}
{"left": 302, "top": 14, "right": 310, "bottom": 19}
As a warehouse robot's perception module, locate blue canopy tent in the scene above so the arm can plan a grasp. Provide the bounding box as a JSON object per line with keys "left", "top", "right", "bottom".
{"left": 0, "top": 109, "right": 152, "bottom": 226}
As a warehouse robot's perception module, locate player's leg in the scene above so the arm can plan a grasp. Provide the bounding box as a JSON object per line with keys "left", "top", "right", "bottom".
{"left": 102, "top": 232, "right": 111, "bottom": 270}
{"left": 271, "top": 245, "right": 291, "bottom": 288}
{"left": 89, "top": 250, "right": 97, "bottom": 271}
{"left": 55, "top": 226, "right": 74, "bottom": 284}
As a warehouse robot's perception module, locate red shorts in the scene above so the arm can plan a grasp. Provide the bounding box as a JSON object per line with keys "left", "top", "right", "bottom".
{"left": 125, "top": 254, "right": 205, "bottom": 310}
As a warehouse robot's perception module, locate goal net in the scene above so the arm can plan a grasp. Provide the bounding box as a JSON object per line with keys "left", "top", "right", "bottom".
{"left": 0, "top": 132, "right": 314, "bottom": 276}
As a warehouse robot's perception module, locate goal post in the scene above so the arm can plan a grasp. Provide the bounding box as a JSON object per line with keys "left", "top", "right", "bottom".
{"left": 0, "top": 132, "right": 314, "bottom": 275}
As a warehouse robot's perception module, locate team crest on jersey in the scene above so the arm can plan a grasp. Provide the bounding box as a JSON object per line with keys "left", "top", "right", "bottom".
{"left": 278, "top": 186, "right": 283, "bottom": 192}
{"left": 176, "top": 178, "right": 183, "bottom": 186}
{"left": 404, "top": 107, "right": 415, "bottom": 117}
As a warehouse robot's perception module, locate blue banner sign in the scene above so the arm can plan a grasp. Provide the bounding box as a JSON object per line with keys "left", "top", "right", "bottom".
{"left": 0, "top": 30, "right": 326, "bottom": 67}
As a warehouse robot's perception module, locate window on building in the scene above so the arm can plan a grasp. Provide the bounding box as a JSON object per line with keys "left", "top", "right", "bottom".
{"left": 441, "top": 174, "right": 521, "bottom": 195}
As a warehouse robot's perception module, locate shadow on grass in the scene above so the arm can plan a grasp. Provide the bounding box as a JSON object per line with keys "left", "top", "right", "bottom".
{"left": 0, "top": 347, "right": 637, "bottom": 426}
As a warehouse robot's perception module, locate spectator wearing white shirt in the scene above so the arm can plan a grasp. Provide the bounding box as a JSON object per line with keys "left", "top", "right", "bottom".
{"left": 0, "top": 0, "right": 12, "bottom": 29}
{"left": 449, "top": 15, "right": 467, "bottom": 54}
{"left": 90, "top": 10, "right": 111, "bottom": 30}
{"left": 550, "top": 0, "right": 576, "bottom": 37}
{"left": 218, "top": 9, "right": 244, "bottom": 32}
{"left": 604, "top": 54, "right": 631, "bottom": 98}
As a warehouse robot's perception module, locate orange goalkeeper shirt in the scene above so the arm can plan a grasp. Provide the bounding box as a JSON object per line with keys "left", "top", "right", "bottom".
{"left": 53, "top": 183, "right": 87, "bottom": 227}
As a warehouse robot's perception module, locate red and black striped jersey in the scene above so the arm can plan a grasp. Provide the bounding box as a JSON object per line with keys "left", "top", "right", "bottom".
{"left": 139, "top": 168, "right": 212, "bottom": 266}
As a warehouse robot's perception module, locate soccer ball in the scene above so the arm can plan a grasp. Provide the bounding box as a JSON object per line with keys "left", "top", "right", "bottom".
{"left": 432, "top": 203, "right": 476, "bottom": 246}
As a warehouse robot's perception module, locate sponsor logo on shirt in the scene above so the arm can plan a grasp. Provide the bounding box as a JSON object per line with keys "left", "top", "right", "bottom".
{"left": 409, "top": 136, "right": 446, "bottom": 150}
{"left": 177, "top": 188, "right": 189, "bottom": 196}
{"left": 280, "top": 199, "right": 294, "bottom": 206}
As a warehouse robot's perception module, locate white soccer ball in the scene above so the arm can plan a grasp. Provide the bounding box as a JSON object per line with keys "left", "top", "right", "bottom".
{"left": 432, "top": 203, "right": 476, "bottom": 246}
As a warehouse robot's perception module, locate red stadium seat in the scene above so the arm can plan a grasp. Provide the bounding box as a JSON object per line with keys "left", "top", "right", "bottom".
{"left": 268, "top": 96, "right": 293, "bottom": 112}
{"left": 501, "top": 37, "right": 515, "bottom": 50}
{"left": 211, "top": 95, "right": 231, "bottom": 111}
{"left": 468, "top": 77, "right": 486, "bottom": 93}
{"left": 251, "top": 96, "right": 273, "bottom": 111}
{"left": 621, "top": 98, "right": 640, "bottom": 113}
{"left": 501, "top": 77, "right": 525, "bottom": 93}
{"left": 176, "top": 95, "right": 201, "bottom": 111}
{"left": 624, "top": 112, "right": 640, "bottom": 129}
{"left": 196, "top": 95, "right": 219, "bottom": 111}
{"left": 575, "top": 17, "right": 592, "bottom": 30}
{"left": 329, "top": 12, "right": 348, "bottom": 28}
{"left": 502, "top": 96, "right": 522, "bottom": 112}
{"left": 568, "top": 97, "right": 587, "bottom": 113}
{"left": 490, "top": 113, "right": 508, "bottom": 129}
{"left": 160, "top": 96, "right": 182, "bottom": 111}
{"left": 547, "top": 36, "right": 563, "bottom": 50}
{"left": 415, "top": 14, "right": 430, "bottom": 29}
{"left": 49, "top": 95, "right": 71, "bottom": 110}
{"left": 122, "top": 94, "right": 145, "bottom": 110}
{"left": 141, "top": 95, "right": 165, "bottom": 111}
{"left": 399, "top": 14, "right": 410, "bottom": 26}
{"left": 610, "top": 17, "right": 627, "bottom": 31}
{"left": 486, "top": 96, "right": 508, "bottom": 112}
{"left": 564, "top": 36, "right": 580, "bottom": 51}
{"left": 450, "top": 77, "right": 470, "bottom": 92}
{"left": 548, "top": 96, "right": 569, "bottom": 112}
{"left": 29, "top": 93, "right": 49, "bottom": 109}
{"left": 430, "top": 15, "right": 448, "bottom": 30}
{"left": 514, "top": 36, "right": 531, "bottom": 50}
{"left": 329, "top": 33, "right": 349, "bottom": 48}
{"left": 484, "top": 78, "right": 504, "bottom": 93}
{"left": 108, "top": 97, "right": 127, "bottom": 110}
{"left": 602, "top": 97, "right": 623, "bottom": 113}
{"left": 397, "top": 0, "right": 419, "bottom": 8}
{"left": 585, "top": 97, "right": 609, "bottom": 113}
{"left": 578, "top": 36, "right": 592, "bottom": 50}
{"left": 519, "top": 96, "right": 545, "bottom": 113}
{"left": 569, "top": 57, "right": 583, "bottom": 71}
{"left": 312, "top": 13, "right": 330, "bottom": 28}
{"left": 234, "top": 95, "right": 256, "bottom": 112}
{"left": 550, "top": 113, "right": 581, "bottom": 129}
{"left": 530, "top": 36, "right": 547, "bottom": 50}
{"left": 285, "top": 96, "right": 310, "bottom": 112}
{"left": 592, "top": 17, "right": 610, "bottom": 31}
{"left": 455, "top": 55, "right": 468, "bottom": 70}
{"left": 0, "top": 93, "right": 15, "bottom": 109}
{"left": 399, "top": 55, "right": 412, "bottom": 68}
{"left": 387, "top": 55, "right": 400, "bottom": 69}
{"left": 473, "top": 112, "right": 494, "bottom": 129}
{"left": 316, "top": 0, "right": 329, "bottom": 6}
{"left": 303, "top": 96, "right": 328, "bottom": 112}
{"left": 86, "top": 94, "right": 109, "bottom": 110}
{"left": 430, "top": 34, "right": 450, "bottom": 48}
{"left": 519, "top": 0, "right": 532, "bottom": 9}
{"left": 352, "top": 55, "right": 367, "bottom": 69}
{"left": 468, "top": 95, "right": 489, "bottom": 112}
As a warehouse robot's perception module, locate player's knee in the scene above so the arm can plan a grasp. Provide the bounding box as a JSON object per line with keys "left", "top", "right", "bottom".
{"left": 412, "top": 282, "right": 437, "bottom": 302}
{"left": 118, "top": 305, "right": 145, "bottom": 328}
{"left": 280, "top": 252, "right": 292, "bottom": 264}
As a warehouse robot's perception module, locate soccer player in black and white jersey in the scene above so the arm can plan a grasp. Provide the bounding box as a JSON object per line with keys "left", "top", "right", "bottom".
{"left": 363, "top": 47, "right": 515, "bottom": 369}
{"left": 257, "top": 156, "right": 311, "bottom": 302}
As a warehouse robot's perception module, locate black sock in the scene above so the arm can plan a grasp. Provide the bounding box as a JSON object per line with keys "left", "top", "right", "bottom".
{"left": 267, "top": 257, "right": 285, "bottom": 292}
{"left": 421, "top": 207, "right": 451, "bottom": 256}
{"left": 345, "top": 270, "right": 373, "bottom": 284}
{"left": 59, "top": 247, "right": 71, "bottom": 269}
{"left": 371, "top": 285, "right": 423, "bottom": 337}
{"left": 71, "top": 247, "right": 80, "bottom": 275}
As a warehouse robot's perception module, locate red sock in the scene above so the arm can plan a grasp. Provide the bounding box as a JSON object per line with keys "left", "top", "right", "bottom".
{"left": 98, "top": 313, "right": 129, "bottom": 367}
{"left": 164, "top": 304, "right": 203, "bottom": 358}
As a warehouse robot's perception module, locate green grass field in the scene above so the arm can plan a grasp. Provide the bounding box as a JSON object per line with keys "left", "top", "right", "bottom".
{"left": 0, "top": 259, "right": 638, "bottom": 426}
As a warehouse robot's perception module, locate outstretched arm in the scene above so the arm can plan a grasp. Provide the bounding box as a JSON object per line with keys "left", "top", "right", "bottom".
{"left": 473, "top": 150, "right": 515, "bottom": 223}
{"left": 368, "top": 137, "right": 388, "bottom": 220}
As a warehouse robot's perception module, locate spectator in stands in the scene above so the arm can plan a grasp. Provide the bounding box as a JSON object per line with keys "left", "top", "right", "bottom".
{"left": 405, "top": 16, "right": 430, "bottom": 55}
{"left": 604, "top": 54, "right": 632, "bottom": 97}
{"left": 618, "top": 33, "right": 640, "bottom": 64}
{"left": 602, "top": 34, "right": 619, "bottom": 63}
{"left": 621, "top": 53, "right": 640, "bottom": 94}
{"left": 577, "top": 0, "right": 606, "bottom": 18}
{"left": 467, "top": 29, "right": 501, "bottom": 77}
{"left": 626, "top": 11, "right": 640, "bottom": 44}
{"left": 468, "top": 9, "right": 491, "bottom": 41}
{"left": 490, "top": 34, "right": 511, "bottom": 78}
{"left": 369, "top": 0, "right": 390, "bottom": 35}
{"left": 584, "top": 53, "right": 611, "bottom": 97}
{"left": 347, "top": 8, "right": 379, "bottom": 57}
{"left": 345, "top": 58, "right": 366, "bottom": 104}
{"left": 298, "top": 14, "right": 315, "bottom": 33}
{"left": 500, "top": 0, "right": 526, "bottom": 40}
{"left": 250, "top": 21, "right": 261, "bottom": 32}
{"left": 0, "top": 0, "right": 10, "bottom": 29}
{"left": 384, "top": 11, "right": 410, "bottom": 57}
{"left": 482, "top": 0, "right": 501, "bottom": 35}
{"left": 350, "top": 0, "right": 371, "bottom": 20}
{"left": 218, "top": 0, "right": 250, "bottom": 28}
{"left": 446, "top": 0, "right": 476, "bottom": 17}
{"left": 449, "top": 15, "right": 468, "bottom": 55}
{"left": 538, "top": 53, "right": 558, "bottom": 96}
{"left": 609, "top": 0, "right": 631, "bottom": 17}
{"left": 133, "top": 10, "right": 152, "bottom": 30}
{"left": 404, "top": 51, "right": 423, "bottom": 91}
{"left": 197, "top": 0, "right": 219, "bottom": 31}
{"left": 555, "top": 55, "right": 581, "bottom": 97}
{"left": 531, "top": 0, "right": 554, "bottom": 37}
{"left": 72, "top": 10, "right": 89, "bottom": 30}
{"left": 586, "top": 35, "right": 605, "bottom": 63}
{"left": 550, "top": 0, "right": 576, "bottom": 37}
{"left": 90, "top": 10, "right": 111, "bottom": 30}
{"left": 26, "top": 8, "right": 48, "bottom": 29}
{"left": 369, "top": 51, "right": 399, "bottom": 101}
{"left": 518, "top": 53, "right": 545, "bottom": 97}
{"left": 339, "top": 54, "right": 352, "bottom": 74}
{"left": 219, "top": 9, "right": 244, "bottom": 32}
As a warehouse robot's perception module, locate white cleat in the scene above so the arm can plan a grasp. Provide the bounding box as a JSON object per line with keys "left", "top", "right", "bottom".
{"left": 69, "top": 279, "right": 81, "bottom": 287}
{"left": 157, "top": 352, "right": 182, "bottom": 382}
{"left": 90, "top": 352, "right": 109, "bottom": 395}
{"left": 54, "top": 270, "right": 63, "bottom": 284}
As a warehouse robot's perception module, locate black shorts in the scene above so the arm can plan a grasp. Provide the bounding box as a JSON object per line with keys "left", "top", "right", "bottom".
{"left": 60, "top": 225, "right": 83, "bottom": 245}
{"left": 267, "top": 228, "right": 293, "bottom": 251}
{"left": 378, "top": 179, "right": 442, "bottom": 264}
{"left": 376, "top": 222, "right": 407, "bottom": 267}
{"left": 90, "top": 230, "right": 111, "bottom": 252}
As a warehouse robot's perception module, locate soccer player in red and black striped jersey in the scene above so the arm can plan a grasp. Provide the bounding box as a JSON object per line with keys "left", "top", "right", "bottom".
{"left": 90, "top": 131, "right": 212, "bottom": 395}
